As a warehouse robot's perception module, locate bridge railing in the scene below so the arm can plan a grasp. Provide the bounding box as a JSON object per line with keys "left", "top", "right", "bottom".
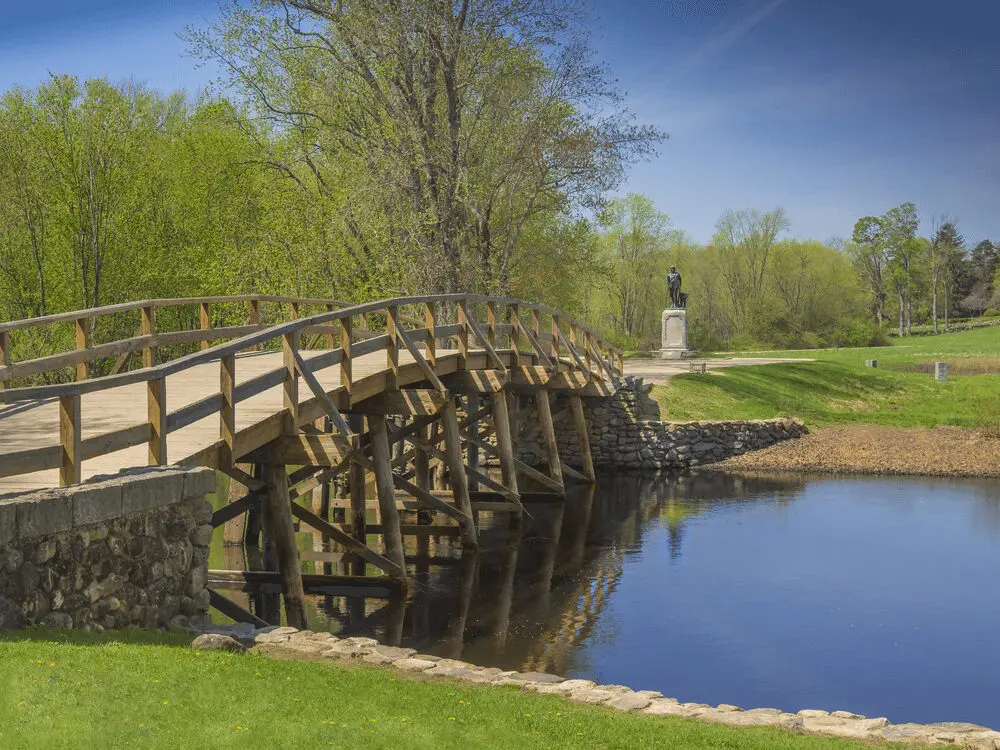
{"left": 0, "top": 294, "right": 622, "bottom": 487}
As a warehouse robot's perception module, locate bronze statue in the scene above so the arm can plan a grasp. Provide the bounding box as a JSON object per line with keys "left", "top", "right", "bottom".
{"left": 667, "top": 266, "right": 685, "bottom": 309}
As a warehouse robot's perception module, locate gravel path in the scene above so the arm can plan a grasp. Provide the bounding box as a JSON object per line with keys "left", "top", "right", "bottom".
{"left": 712, "top": 425, "right": 1000, "bottom": 478}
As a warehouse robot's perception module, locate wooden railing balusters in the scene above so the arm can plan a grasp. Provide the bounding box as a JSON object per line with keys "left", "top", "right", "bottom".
{"left": 141, "top": 305, "right": 156, "bottom": 368}
{"left": 325, "top": 304, "right": 336, "bottom": 349}
{"left": 457, "top": 299, "right": 470, "bottom": 368}
{"left": 425, "top": 302, "right": 437, "bottom": 367}
{"left": 487, "top": 302, "right": 497, "bottom": 348}
{"left": 220, "top": 353, "right": 236, "bottom": 471}
{"left": 386, "top": 304, "right": 399, "bottom": 390}
{"left": 282, "top": 332, "right": 299, "bottom": 434}
{"left": 199, "top": 302, "right": 211, "bottom": 352}
{"left": 0, "top": 330, "right": 9, "bottom": 391}
{"left": 248, "top": 299, "right": 261, "bottom": 352}
{"left": 148, "top": 377, "right": 167, "bottom": 466}
{"left": 509, "top": 304, "right": 521, "bottom": 359}
{"left": 59, "top": 394, "right": 81, "bottom": 486}
{"left": 551, "top": 314, "right": 562, "bottom": 372}
{"left": 339, "top": 316, "right": 353, "bottom": 406}
{"left": 75, "top": 318, "right": 88, "bottom": 381}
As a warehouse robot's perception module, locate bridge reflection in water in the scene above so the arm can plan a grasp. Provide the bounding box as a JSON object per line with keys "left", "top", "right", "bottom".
{"left": 216, "top": 471, "right": 806, "bottom": 675}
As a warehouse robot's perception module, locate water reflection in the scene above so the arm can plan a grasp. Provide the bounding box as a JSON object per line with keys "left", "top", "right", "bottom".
{"left": 215, "top": 470, "right": 1000, "bottom": 726}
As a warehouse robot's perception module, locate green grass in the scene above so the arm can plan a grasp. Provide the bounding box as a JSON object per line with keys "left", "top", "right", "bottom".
{"left": 0, "top": 630, "right": 918, "bottom": 750}
{"left": 659, "top": 327, "right": 1000, "bottom": 428}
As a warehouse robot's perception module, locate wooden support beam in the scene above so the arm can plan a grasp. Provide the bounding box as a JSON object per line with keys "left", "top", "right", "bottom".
{"left": 213, "top": 491, "right": 256, "bottom": 528}
{"left": 551, "top": 314, "right": 562, "bottom": 371}
{"left": 487, "top": 302, "right": 498, "bottom": 347}
{"left": 347, "top": 388, "right": 447, "bottom": 416}
{"left": 439, "top": 398, "right": 478, "bottom": 548}
{"left": 489, "top": 391, "right": 519, "bottom": 496}
{"left": 220, "top": 354, "right": 235, "bottom": 471}
{"left": 74, "top": 317, "right": 88, "bottom": 382}
{"left": 508, "top": 304, "right": 521, "bottom": 353}
{"left": 535, "top": 391, "right": 564, "bottom": 488}
{"left": 456, "top": 299, "right": 470, "bottom": 367}
{"left": 59, "top": 394, "right": 81, "bottom": 486}
{"left": 221, "top": 464, "right": 265, "bottom": 492}
{"left": 208, "top": 570, "right": 403, "bottom": 598}
{"left": 207, "top": 588, "right": 269, "bottom": 627}
{"left": 510, "top": 366, "right": 613, "bottom": 396}
{"left": 147, "top": 377, "right": 167, "bottom": 466}
{"left": 248, "top": 299, "right": 261, "bottom": 352}
{"left": 387, "top": 309, "right": 446, "bottom": 391}
{"left": 199, "top": 302, "right": 211, "bottom": 351}
{"left": 348, "top": 414, "right": 367, "bottom": 575}
{"left": 290, "top": 502, "right": 403, "bottom": 578}
{"left": 368, "top": 415, "right": 407, "bottom": 575}
{"left": 340, "top": 317, "right": 352, "bottom": 404}
{"left": 261, "top": 463, "right": 307, "bottom": 629}
{"left": 569, "top": 394, "right": 596, "bottom": 482}
{"left": 294, "top": 349, "right": 353, "bottom": 439}
{"left": 325, "top": 304, "right": 337, "bottom": 348}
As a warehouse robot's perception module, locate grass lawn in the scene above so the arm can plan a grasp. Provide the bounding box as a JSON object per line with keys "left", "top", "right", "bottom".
{"left": 657, "top": 327, "right": 1000, "bottom": 428}
{"left": 0, "top": 630, "right": 919, "bottom": 750}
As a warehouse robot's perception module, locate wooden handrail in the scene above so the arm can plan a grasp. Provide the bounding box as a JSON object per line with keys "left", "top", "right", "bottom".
{"left": 0, "top": 293, "right": 622, "bottom": 488}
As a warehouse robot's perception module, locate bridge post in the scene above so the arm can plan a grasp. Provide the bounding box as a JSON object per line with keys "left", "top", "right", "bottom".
{"left": 386, "top": 304, "right": 399, "bottom": 390}
{"left": 535, "top": 391, "right": 564, "bottom": 489}
{"left": 281, "top": 332, "right": 299, "bottom": 434}
{"left": 466, "top": 395, "right": 480, "bottom": 493}
{"left": 551, "top": 314, "right": 562, "bottom": 372}
{"left": 140, "top": 305, "right": 156, "bottom": 368}
{"left": 424, "top": 302, "right": 437, "bottom": 367}
{"left": 199, "top": 302, "right": 211, "bottom": 351}
{"left": 248, "top": 299, "right": 260, "bottom": 352}
{"left": 74, "top": 317, "right": 88, "bottom": 382}
{"left": 487, "top": 302, "right": 497, "bottom": 348}
{"left": 147, "top": 377, "right": 167, "bottom": 466}
{"left": 220, "top": 354, "right": 236, "bottom": 471}
{"left": 368, "top": 414, "right": 406, "bottom": 575}
{"left": 261, "top": 462, "right": 308, "bottom": 629}
{"left": 0, "top": 330, "right": 9, "bottom": 390}
{"left": 440, "top": 397, "right": 478, "bottom": 548}
{"left": 339, "top": 317, "right": 352, "bottom": 404}
{"left": 509, "top": 304, "right": 521, "bottom": 363}
{"left": 569, "top": 394, "right": 595, "bottom": 482}
{"left": 348, "top": 414, "right": 366, "bottom": 576}
{"left": 490, "top": 390, "right": 519, "bottom": 497}
{"left": 325, "top": 304, "right": 336, "bottom": 349}
{"left": 584, "top": 330, "right": 593, "bottom": 376}
{"left": 456, "top": 299, "right": 470, "bottom": 369}
{"left": 59, "top": 394, "right": 81, "bottom": 486}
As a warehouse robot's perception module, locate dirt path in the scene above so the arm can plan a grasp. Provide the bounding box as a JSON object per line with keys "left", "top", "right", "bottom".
{"left": 712, "top": 425, "right": 1000, "bottom": 478}
{"left": 623, "top": 357, "right": 814, "bottom": 385}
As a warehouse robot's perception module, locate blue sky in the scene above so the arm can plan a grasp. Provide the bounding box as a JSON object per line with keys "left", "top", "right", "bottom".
{"left": 1, "top": 0, "right": 997, "bottom": 245}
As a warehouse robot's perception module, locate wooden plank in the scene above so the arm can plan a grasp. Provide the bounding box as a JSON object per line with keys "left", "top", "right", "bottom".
{"left": 465, "top": 314, "right": 508, "bottom": 374}
{"left": 0, "top": 329, "right": 9, "bottom": 390}
{"left": 147, "top": 377, "right": 167, "bottom": 466}
{"left": 489, "top": 391, "right": 520, "bottom": 495}
{"left": 386, "top": 304, "right": 399, "bottom": 390}
{"left": 208, "top": 570, "right": 402, "bottom": 598}
{"left": 456, "top": 299, "right": 471, "bottom": 367}
{"left": 440, "top": 369, "right": 506, "bottom": 394}
{"left": 290, "top": 502, "right": 403, "bottom": 578}
{"left": 207, "top": 588, "right": 269, "bottom": 627}
{"left": 261, "top": 463, "right": 307, "bottom": 629}
{"left": 221, "top": 463, "right": 265, "bottom": 492}
{"left": 247, "top": 434, "right": 348, "bottom": 466}
{"left": 367, "top": 415, "right": 407, "bottom": 575}
{"left": 281, "top": 332, "right": 298, "bottom": 435}
{"left": 424, "top": 302, "right": 437, "bottom": 367}
{"left": 59, "top": 394, "right": 81, "bottom": 486}
{"left": 340, "top": 317, "right": 352, "bottom": 403}
{"left": 74, "top": 318, "right": 88, "bottom": 382}
{"left": 212, "top": 492, "right": 256, "bottom": 528}
{"left": 80, "top": 422, "right": 149, "bottom": 462}
{"left": 391, "top": 318, "right": 446, "bottom": 392}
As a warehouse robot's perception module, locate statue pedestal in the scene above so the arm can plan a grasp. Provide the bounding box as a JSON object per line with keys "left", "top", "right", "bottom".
{"left": 660, "top": 309, "right": 698, "bottom": 360}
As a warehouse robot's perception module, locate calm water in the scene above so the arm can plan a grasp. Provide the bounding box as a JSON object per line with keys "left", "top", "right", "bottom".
{"left": 228, "top": 472, "right": 1000, "bottom": 726}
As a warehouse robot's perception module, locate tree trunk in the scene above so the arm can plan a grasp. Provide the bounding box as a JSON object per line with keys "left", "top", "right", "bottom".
{"left": 897, "top": 290, "right": 905, "bottom": 337}
{"left": 932, "top": 264, "right": 938, "bottom": 335}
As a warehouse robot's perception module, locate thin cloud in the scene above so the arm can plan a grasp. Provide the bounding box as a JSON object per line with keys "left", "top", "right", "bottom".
{"left": 667, "top": 0, "right": 789, "bottom": 83}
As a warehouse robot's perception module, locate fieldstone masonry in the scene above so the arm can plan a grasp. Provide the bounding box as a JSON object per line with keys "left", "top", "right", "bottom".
{"left": 0, "top": 466, "right": 216, "bottom": 631}
{"left": 517, "top": 376, "right": 807, "bottom": 471}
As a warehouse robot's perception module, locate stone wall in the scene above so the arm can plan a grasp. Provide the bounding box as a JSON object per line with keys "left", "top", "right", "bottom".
{"left": 0, "top": 466, "right": 216, "bottom": 631}
{"left": 517, "top": 376, "right": 807, "bottom": 471}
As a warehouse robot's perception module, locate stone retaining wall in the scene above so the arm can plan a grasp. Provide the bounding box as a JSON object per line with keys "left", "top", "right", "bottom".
{"left": 191, "top": 624, "right": 1000, "bottom": 749}
{"left": 0, "top": 466, "right": 216, "bottom": 632}
{"left": 516, "top": 377, "right": 808, "bottom": 471}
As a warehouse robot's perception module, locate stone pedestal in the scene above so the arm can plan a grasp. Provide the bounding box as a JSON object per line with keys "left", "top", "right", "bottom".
{"left": 660, "top": 309, "right": 698, "bottom": 360}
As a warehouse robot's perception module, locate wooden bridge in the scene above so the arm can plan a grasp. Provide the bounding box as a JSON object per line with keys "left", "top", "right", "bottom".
{"left": 0, "top": 294, "right": 623, "bottom": 627}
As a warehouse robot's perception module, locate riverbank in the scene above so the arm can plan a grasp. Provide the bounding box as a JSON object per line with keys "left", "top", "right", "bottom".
{"left": 710, "top": 425, "right": 1000, "bottom": 477}
{"left": 0, "top": 629, "right": 926, "bottom": 750}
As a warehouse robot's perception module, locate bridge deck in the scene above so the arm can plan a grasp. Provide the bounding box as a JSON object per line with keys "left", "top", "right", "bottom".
{"left": 0, "top": 348, "right": 446, "bottom": 494}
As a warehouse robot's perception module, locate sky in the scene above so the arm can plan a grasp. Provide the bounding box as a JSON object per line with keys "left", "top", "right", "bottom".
{"left": 1, "top": 0, "right": 997, "bottom": 245}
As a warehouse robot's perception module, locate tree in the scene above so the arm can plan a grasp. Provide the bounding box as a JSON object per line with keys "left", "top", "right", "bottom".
{"left": 711, "top": 207, "right": 790, "bottom": 336}
{"left": 970, "top": 240, "right": 997, "bottom": 285}
{"left": 186, "top": 0, "right": 664, "bottom": 297}
{"left": 930, "top": 220, "right": 964, "bottom": 333}
{"left": 961, "top": 282, "right": 991, "bottom": 317}
{"left": 851, "top": 203, "right": 920, "bottom": 336}
{"left": 599, "top": 194, "right": 669, "bottom": 340}
{"left": 850, "top": 217, "right": 887, "bottom": 325}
